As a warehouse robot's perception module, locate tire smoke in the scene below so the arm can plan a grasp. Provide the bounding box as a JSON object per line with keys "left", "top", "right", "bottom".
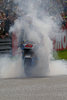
{"left": 0, "top": 55, "right": 25, "bottom": 78}
{"left": 10, "top": 0, "right": 54, "bottom": 76}
{"left": 0, "top": 0, "right": 67, "bottom": 78}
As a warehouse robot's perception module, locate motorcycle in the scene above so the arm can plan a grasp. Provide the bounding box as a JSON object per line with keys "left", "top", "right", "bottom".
{"left": 21, "top": 41, "right": 38, "bottom": 76}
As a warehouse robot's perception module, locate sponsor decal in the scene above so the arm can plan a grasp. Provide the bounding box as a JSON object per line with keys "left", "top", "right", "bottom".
{"left": 53, "top": 34, "right": 67, "bottom": 51}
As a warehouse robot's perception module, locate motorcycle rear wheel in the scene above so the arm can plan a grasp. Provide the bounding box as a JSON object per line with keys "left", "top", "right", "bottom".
{"left": 24, "top": 58, "right": 32, "bottom": 76}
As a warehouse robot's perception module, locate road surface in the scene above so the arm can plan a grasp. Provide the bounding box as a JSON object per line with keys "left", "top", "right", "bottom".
{"left": 0, "top": 76, "right": 67, "bottom": 100}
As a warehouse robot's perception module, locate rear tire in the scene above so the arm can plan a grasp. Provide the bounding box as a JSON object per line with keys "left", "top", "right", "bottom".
{"left": 24, "top": 58, "right": 32, "bottom": 76}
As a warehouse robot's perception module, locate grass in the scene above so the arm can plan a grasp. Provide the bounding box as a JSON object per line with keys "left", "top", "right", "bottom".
{"left": 53, "top": 50, "right": 67, "bottom": 60}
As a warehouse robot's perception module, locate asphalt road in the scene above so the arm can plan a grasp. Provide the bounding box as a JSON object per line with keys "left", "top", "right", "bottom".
{"left": 0, "top": 76, "right": 67, "bottom": 100}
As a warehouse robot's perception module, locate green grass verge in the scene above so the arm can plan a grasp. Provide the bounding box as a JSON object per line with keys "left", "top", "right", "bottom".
{"left": 53, "top": 50, "right": 67, "bottom": 60}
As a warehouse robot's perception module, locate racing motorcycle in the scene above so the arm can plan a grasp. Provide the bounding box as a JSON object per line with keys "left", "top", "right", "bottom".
{"left": 21, "top": 41, "right": 38, "bottom": 76}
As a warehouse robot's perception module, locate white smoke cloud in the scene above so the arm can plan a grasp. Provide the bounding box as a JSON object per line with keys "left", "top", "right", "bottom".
{"left": 0, "top": 55, "right": 25, "bottom": 78}
{"left": 50, "top": 60, "right": 67, "bottom": 76}
{"left": 11, "top": 0, "right": 67, "bottom": 77}
{"left": 10, "top": 0, "right": 57, "bottom": 76}
{"left": 0, "top": 0, "right": 67, "bottom": 78}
